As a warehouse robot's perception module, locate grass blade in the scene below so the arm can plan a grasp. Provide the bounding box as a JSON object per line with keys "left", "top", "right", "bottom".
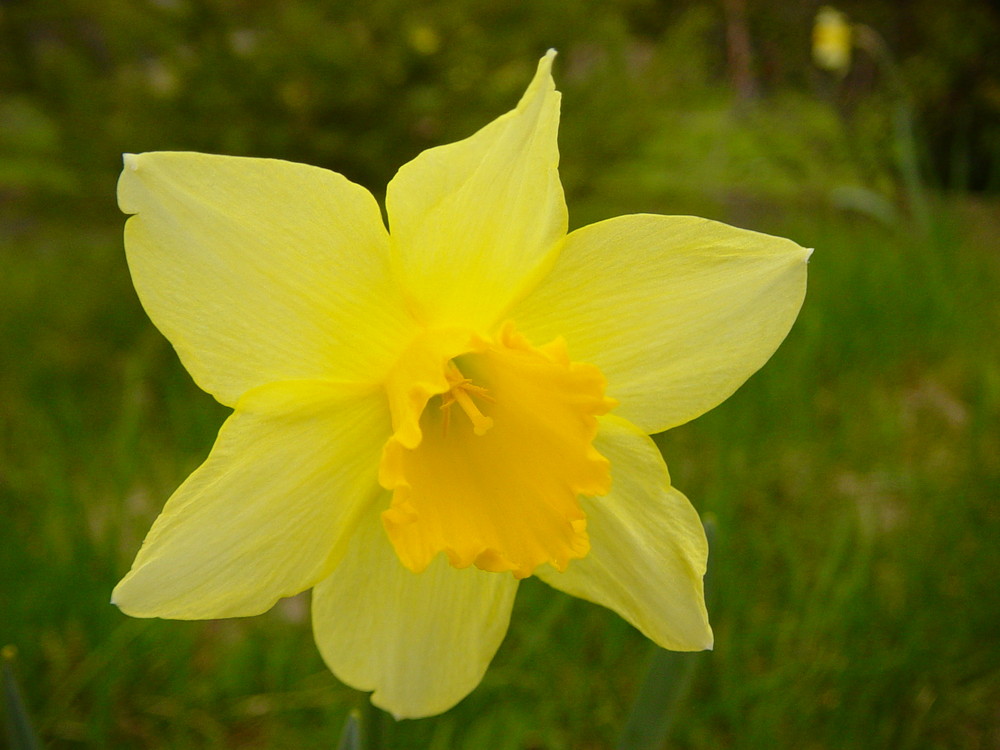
{"left": 336, "top": 710, "right": 363, "bottom": 750}
{"left": 2, "top": 646, "right": 41, "bottom": 750}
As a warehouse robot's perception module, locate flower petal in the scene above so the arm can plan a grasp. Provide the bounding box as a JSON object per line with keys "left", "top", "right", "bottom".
{"left": 311, "top": 504, "right": 519, "bottom": 719}
{"left": 119, "top": 152, "right": 416, "bottom": 406}
{"left": 112, "top": 381, "right": 388, "bottom": 619}
{"left": 385, "top": 50, "right": 566, "bottom": 331}
{"left": 534, "top": 415, "right": 713, "bottom": 651}
{"left": 511, "top": 214, "right": 810, "bottom": 434}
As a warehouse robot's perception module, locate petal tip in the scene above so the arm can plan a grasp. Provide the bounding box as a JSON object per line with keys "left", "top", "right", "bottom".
{"left": 109, "top": 584, "right": 138, "bottom": 617}
{"left": 371, "top": 691, "right": 452, "bottom": 721}
{"left": 117, "top": 154, "right": 143, "bottom": 214}
{"left": 110, "top": 575, "right": 147, "bottom": 616}
{"left": 697, "top": 618, "right": 715, "bottom": 651}
{"left": 109, "top": 579, "right": 124, "bottom": 607}
{"left": 537, "top": 49, "right": 557, "bottom": 79}
{"left": 520, "top": 49, "right": 559, "bottom": 108}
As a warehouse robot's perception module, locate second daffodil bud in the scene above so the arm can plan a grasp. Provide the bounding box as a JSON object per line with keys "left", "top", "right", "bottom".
{"left": 813, "top": 6, "right": 853, "bottom": 75}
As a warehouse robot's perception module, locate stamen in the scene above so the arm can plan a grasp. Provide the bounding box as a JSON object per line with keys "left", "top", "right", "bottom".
{"left": 440, "top": 363, "right": 495, "bottom": 436}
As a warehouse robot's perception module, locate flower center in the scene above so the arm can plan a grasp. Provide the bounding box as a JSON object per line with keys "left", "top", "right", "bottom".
{"left": 379, "top": 323, "right": 616, "bottom": 578}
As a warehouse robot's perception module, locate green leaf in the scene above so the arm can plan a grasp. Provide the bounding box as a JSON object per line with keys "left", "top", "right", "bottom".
{"left": 2, "top": 646, "right": 41, "bottom": 750}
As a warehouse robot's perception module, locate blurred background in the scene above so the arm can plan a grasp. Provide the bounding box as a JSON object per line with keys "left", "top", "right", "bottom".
{"left": 2, "top": 0, "right": 998, "bottom": 748}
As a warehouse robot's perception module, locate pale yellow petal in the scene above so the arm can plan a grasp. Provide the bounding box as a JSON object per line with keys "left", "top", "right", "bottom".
{"left": 386, "top": 50, "right": 566, "bottom": 331}
{"left": 119, "top": 152, "right": 416, "bottom": 406}
{"left": 535, "top": 415, "right": 713, "bottom": 651}
{"left": 112, "top": 381, "right": 388, "bottom": 619}
{"left": 311, "top": 504, "right": 518, "bottom": 719}
{"left": 511, "top": 214, "right": 810, "bottom": 434}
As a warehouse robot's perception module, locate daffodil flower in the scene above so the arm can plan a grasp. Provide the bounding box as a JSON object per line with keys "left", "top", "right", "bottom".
{"left": 113, "top": 51, "right": 809, "bottom": 718}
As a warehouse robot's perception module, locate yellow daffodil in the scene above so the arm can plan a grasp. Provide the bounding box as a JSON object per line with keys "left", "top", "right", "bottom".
{"left": 113, "top": 50, "right": 809, "bottom": 719}
{"left": 813, "top": 7, "right": 853, "bottom": 74}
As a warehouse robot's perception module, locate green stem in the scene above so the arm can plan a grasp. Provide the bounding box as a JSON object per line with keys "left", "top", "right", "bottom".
{"left": 616, "top": 517, "right": 716, "bottom": 750}
{"left": 854, "top": 24, "right": 931, "bottom": 234}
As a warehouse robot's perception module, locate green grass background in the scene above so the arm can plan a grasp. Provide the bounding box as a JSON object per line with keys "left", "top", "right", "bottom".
{"left": 3, "top": 4, "right": 1000, "bottom": 748}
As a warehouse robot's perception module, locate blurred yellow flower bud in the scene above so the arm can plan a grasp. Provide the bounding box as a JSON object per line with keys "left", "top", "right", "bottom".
{"left": 813, "top": 6, "right": 852, "bottom": 74}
